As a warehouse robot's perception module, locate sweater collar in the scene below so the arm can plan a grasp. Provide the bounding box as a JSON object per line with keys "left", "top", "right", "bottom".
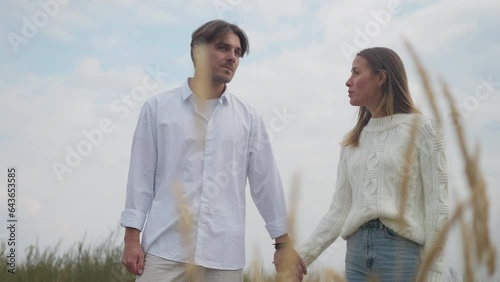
{"left": 363, "top": 113, "right": 417, "bottom": 132}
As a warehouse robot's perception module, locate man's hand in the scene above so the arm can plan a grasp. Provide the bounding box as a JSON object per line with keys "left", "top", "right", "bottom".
{"left": 121, "top": 227, "right": 145, "bottom": 275}
{"left": 273, "top": 247, "right": 307, "bottom": 281}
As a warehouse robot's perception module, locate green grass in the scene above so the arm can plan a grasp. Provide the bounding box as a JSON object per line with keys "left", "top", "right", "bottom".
{"left": 0, "top": 230, "right": 278, "bottom": 282}
{"left": 0, "top": 231, "right": 134, "bottom": 282}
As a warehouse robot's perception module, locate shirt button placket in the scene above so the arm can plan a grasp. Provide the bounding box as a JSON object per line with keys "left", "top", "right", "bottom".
{"left": 200, "top": 121, "right": 213, "bottom": 221}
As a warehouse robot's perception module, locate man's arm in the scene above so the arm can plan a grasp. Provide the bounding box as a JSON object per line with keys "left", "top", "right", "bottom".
{"left": 246, "top": 113, "right": 307, "bottom": 278}
{"left": 247, "top": 113, "right": 287, "bottom": 237}
{"left": 120, "top": 100, "right": 158, "bottom": 275}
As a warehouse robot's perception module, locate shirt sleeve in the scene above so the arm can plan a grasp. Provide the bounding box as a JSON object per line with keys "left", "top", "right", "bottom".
{"left": 297, "top": 146, "right": 352, "bottom": 266}
{"left": 418, "top": 121, "right": 449, "bottom": 282}
{"left": 120, "top": 99, "right": 158, "bottom": 231}
{"left": 247, "top": 113, "right": 288, "bottom": 239}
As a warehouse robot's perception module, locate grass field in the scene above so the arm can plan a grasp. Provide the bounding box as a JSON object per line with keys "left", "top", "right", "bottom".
{"left": 0, "top": 230, "right": 276, "bottom": 282}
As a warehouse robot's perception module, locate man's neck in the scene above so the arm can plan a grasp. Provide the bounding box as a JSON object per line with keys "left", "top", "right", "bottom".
{"left": 189, "top": 76, "right": 225, "bottom": 99}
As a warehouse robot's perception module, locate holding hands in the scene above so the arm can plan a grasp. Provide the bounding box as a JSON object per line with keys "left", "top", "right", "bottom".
{"left": 273, "top": 241, "right": 307, "bottom": 281}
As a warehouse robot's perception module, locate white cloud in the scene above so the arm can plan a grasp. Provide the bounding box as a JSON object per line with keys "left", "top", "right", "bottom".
{"left": 245, "top": 25, "right": 301, "bottom": 52}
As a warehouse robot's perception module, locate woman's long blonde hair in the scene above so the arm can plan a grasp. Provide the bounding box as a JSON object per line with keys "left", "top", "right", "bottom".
{"left": 341, "top": 47, "right": 419, "bottom": 147}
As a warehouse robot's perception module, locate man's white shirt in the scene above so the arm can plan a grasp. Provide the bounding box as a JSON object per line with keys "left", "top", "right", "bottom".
{"left": 120, "top": 79, "right": 288, "bottom": 270}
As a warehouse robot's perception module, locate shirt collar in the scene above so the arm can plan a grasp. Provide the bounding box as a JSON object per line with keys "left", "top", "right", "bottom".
{"left": 181, "top": 78, "right": 230, "bottom": 104}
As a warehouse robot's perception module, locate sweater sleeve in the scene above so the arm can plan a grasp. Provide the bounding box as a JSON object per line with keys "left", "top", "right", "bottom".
{"left": 297, "top": 146, "right": 352, "bottom": 266}
{"left": 418, "top": 121, "right": 449, "bottom": 282}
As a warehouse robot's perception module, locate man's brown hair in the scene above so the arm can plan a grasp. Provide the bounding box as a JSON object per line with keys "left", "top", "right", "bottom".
{"left": 190, "top": 20, "right": 249, "bottom": 64}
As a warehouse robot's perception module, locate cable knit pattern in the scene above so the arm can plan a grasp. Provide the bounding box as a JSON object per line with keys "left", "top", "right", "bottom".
{"left": 298, "top": 113, "right": 448, "bottom": 282}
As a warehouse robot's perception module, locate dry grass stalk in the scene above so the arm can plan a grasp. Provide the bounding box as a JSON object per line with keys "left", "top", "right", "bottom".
{"left": 249, "top": 248, "right": 265, "bottom": 282}
{"left": 322, "top": 268, "right": 346, "bottom": 282}
{"left": 397, "top": 114, "right": 420, "bottom": 228}
{"left": 416, "top": 201, "right": 467, "bottom": 282}
{"left": 288, "top": 173, "right": 301, "bottom": 246}
{"left": 174, "top": 49, "right": 213, "bottom": 281}
{"left": 441, "top": 80, "right": 496, "bottom": 275}
{"left": 258, "top": 173, "right": 304, "bottom": 282}
{"left": 470, "top": 146, "right": 496, "bottom": 274}
{"left": 439, "top": 80, "right": 469, "bottom": 162}
{"left": 407, "top": 41, "right": 496, "bottom": 280}
{"left": 367, "top": 273, "right": 379, "bottom": 282}
{"left": 274, "top": 174, "right": 302, "bottom": 282}
{"left": 403, "top": 40, "right": 442, "bottom": 129}
{"left": 459, "top": 213, "right": 474, "bottom": 281}
{"left": 172, "top": 182, "right": 198, "bottom": 280}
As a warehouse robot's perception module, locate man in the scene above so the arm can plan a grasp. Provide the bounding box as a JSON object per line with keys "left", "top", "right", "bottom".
{"left": 120, "top": 20, "right": 307, "bottom": 281}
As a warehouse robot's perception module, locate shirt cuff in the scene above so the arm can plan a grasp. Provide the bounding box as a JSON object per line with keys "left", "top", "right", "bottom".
{"left": 120, "top": 209, "right": 147, "bottom": 231}
{"left": 265, "top": 216, "right": 288, "bottom": 239}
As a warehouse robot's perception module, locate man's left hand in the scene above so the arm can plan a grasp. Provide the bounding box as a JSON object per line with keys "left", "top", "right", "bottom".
{"left": 273, "top": 247, "right": 307, "bottom": 281}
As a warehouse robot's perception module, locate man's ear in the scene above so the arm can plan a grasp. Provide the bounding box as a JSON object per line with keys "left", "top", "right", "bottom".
{"left": 193, "top": 45, "right": 200, "bottom": 60}
{"left": 193, "top": 44, "right": 207, "bottom": 64}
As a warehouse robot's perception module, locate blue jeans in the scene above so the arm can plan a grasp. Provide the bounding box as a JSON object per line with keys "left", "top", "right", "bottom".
{"left": 345, "top": 219, "right": 421, "bottom": 282}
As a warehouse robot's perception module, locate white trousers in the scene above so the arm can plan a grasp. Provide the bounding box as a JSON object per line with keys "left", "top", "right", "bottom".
{"left": 136, "top": 253, "right": 243, "bottom": 282}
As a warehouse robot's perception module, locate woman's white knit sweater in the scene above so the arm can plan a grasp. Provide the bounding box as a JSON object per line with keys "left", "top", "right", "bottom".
{"left": 298, "top": 113, "right": 448, "bottom": 282}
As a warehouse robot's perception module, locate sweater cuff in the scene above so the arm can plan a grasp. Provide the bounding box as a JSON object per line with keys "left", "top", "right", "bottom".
{"left": 297, "top": 244, "right": 318, "bottom": 267}
{"left": 298, "top": 251, "right": 314, "bottom": 267}
{"left": 424, "top": 269, "right": 442, "bottom": 282}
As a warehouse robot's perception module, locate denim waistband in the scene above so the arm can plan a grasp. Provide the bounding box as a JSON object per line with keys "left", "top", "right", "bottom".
{"left": 360, "top": 218, "right": 384, "bottom": 230}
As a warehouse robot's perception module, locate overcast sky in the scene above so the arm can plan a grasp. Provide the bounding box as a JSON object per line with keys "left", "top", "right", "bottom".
{"left": 1, "top": 0, "right": 499, "bottom": 279}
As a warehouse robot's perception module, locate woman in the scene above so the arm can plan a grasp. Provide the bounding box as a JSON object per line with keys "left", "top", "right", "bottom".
{"left": 296, "top": 47, "right": 448, "bottom": 281}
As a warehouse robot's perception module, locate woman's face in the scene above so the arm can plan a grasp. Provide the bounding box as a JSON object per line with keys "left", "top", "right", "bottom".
{"left": 345, "top": 56, "right": 382, "bottom": 111}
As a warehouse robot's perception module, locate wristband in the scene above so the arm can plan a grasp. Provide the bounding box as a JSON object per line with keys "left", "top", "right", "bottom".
{"left": 273, "top": 242, "right": 288, "bottom": 250}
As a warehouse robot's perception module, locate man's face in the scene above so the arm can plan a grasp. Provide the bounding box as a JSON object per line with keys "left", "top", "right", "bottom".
{"left": 198, "top": 31, "right": 242, "bottom": 84}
